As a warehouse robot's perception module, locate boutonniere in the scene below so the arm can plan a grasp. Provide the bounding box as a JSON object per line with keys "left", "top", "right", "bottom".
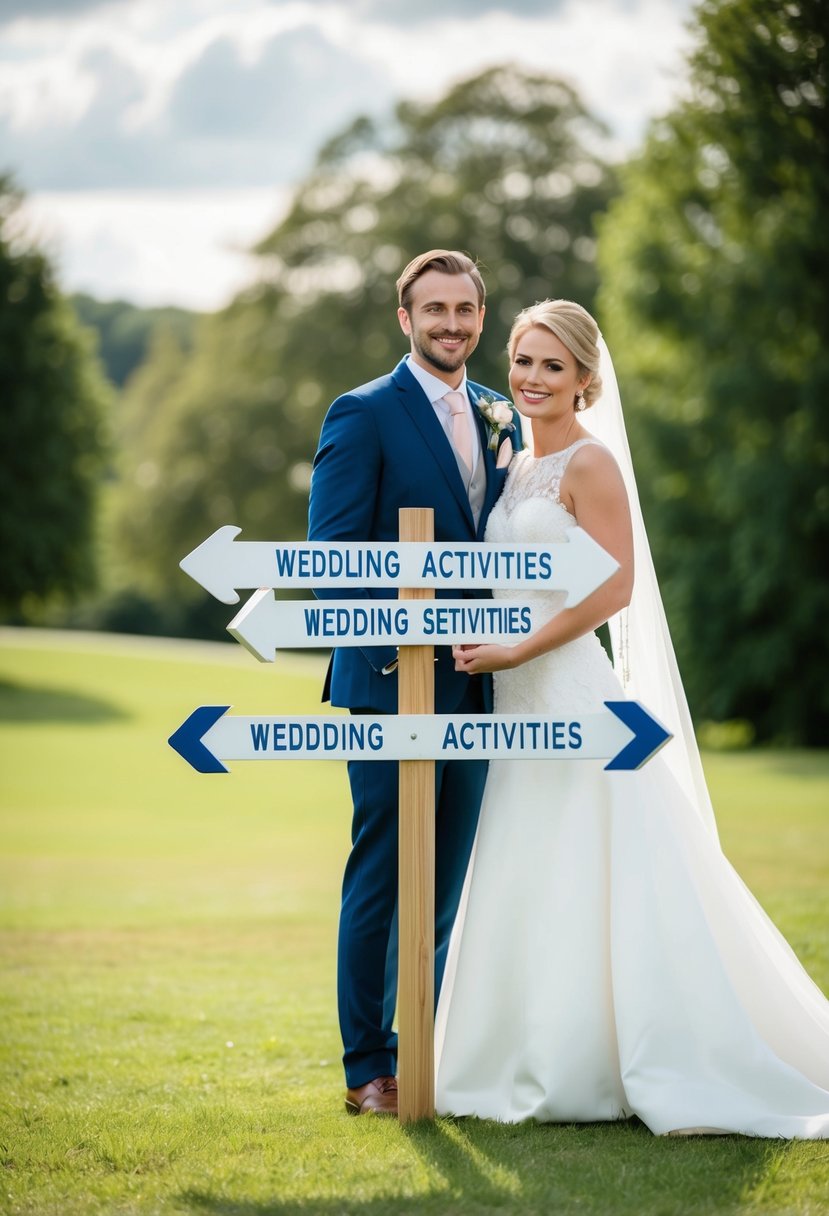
{"left": 476, "top": 394, "right": 515, "bottom": 453}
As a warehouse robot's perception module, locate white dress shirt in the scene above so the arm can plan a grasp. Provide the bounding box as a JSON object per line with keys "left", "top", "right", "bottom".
{"left": 405, "top": 356, "right": 481, "bottom": 468}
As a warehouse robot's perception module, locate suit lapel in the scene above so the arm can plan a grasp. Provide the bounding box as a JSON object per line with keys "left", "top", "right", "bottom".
{"left": 470, "top": 389, "right": 494, "bottom": 470}
{"left": 469, "top": 383, "right": 515, "bottom": 540}
{"left": 470, "top": 385, "right": 499, "bottom": 495}
{"left": 392, "top": 360, "right": 475, "bottom": 529}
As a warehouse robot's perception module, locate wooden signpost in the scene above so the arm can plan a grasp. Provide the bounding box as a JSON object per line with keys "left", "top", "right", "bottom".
{"left": 170, "top": 515, "right": 671, "bottom": 1123}
{"left": 397, "top": 507, "right": 437, "bottom": 1122}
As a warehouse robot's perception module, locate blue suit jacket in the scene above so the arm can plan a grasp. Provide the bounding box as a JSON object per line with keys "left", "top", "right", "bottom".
{"left": 307, "top": 357, "right": 521, "bottom": 713}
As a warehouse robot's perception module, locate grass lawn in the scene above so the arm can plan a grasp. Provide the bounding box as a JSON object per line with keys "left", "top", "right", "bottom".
{"left": 0, "top": 627, "right": 827, "bottom": 1216}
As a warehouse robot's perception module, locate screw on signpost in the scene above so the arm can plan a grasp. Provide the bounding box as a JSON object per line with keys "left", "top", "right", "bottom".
{"left": 397, "top": 507, "right": 436, "bottom": 1124}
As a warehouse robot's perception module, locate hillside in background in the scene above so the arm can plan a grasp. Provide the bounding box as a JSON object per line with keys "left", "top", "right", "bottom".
{"left": 70, "top": 293, "right": 199, "bottom": 388}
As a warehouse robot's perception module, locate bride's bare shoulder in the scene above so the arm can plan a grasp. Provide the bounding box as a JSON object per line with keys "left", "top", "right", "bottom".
{"left": 562, "top": 442, "right": 628, "bottom": 512}
{"left": 567, "top": 440, "right": 622, "bottom": 479}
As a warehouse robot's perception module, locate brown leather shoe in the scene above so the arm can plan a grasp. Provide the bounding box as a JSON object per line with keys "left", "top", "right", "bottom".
{"left": 345, "top": 1075, "right": 398, "bottom": 1117}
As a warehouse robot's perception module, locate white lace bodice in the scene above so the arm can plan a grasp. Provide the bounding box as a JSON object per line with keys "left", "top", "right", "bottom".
{"left": 497, "top": 437, "right": 598, "bottom": 519}
{"left": 487, "top": 439, "right": 620, "bottom": 714}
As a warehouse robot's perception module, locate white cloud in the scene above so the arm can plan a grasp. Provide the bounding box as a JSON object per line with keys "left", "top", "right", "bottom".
{"left": 351, "top": 0, "right": 695, "bottom": 154}
{"left": 0, "top": 0, "right": 697, "bottom": 307}
{"left": 0, "top": 17, "right": 395, "bottom": 188}
{"left": 15, "top": 187, "right": 289, "bottom": 308}
{"left": 0, "top": 0, "right": 694, "bottom": 187}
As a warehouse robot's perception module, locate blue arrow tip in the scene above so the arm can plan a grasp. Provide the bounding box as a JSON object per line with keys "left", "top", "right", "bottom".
{"left": 168, "top": 705, "right": 230, "bottom": 773}
{"left": 604, "top": 700, "right": 671, "bottom": 771}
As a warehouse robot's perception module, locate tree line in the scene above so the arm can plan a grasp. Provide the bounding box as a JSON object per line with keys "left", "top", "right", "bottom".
{"left": 2, "top": 0, "right": 827, "bottom": 744}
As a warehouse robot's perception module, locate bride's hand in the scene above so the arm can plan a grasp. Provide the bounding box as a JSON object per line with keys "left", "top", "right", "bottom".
{"left": 452, "top": 643, "right": 517, "bottom": 674}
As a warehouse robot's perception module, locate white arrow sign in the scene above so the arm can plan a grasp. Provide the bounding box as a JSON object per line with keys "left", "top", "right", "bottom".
{"left": 180, "top": 526, "right": 619, "bottom": 606}
{"left": 227, "top": 590, "right": 541, "bottom": 662}
{"left": 169, "top": 704, "right": 672, "bottom": 773}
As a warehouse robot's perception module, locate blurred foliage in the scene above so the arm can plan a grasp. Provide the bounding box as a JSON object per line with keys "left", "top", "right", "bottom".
{"left": 48, "top": 16, "right": 828, "bottom": 746}
{"left": 0, "top": 176, "right": 110, "bottom": 616}
{"left": 109, "top": 65, "right": 617, "bottom": 631}
{"left": 695, "top": 718, "right": 756, "bottom": 752}
{"left": 70, "top": 293, "right": 198, "bottom": 388}
{"left": 598, "top": 0, "right": 829, "bottom": 744}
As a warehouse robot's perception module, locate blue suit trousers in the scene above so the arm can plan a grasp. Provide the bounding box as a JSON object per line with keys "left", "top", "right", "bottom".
{"left": 338, "top": 680, "right": 487, "bottom": 1087}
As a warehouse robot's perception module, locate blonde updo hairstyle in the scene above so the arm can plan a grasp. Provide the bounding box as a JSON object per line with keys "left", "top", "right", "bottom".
{"left": 508, "top": 299, "right": 603, "bottom": 410}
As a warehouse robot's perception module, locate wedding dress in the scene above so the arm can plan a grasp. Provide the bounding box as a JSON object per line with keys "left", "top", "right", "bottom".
{"left": 434, "top": 439, "right": 829, "bottom": 1136}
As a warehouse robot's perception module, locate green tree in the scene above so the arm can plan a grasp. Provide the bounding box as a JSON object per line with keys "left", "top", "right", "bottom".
{"left": 71, "top": 293, "right": 198, "bottom": 388}
{"left": 598, "top": 0, "right": 829, "bottom": 744}
{"left": 112, "top": 65, "right": 617, "bottom": 630}
{"left": 0, "top": 179, "right": 110, "bottom": 615}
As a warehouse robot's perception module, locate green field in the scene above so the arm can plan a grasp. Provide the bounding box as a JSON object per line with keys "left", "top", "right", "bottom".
{"left": 1, "top": 629, "right": 827, "bottom": 1216}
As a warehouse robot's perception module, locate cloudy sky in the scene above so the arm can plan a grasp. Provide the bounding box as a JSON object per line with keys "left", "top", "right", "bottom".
{"left": 0, "top": 0, "right": 697, "bottom": 310}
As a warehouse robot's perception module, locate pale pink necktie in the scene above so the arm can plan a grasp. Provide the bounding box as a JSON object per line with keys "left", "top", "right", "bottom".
{"left": 445, "top": 391, "right": 473, "bottom": 473}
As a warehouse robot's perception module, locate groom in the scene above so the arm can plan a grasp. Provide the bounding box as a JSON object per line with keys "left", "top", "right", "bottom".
{"left": 307, "top": 249, "right": 519, "bottom": 1117}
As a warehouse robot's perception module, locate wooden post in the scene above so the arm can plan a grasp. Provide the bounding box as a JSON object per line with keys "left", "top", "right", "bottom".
{"left": 397, "top": 507, "right": 435, "bottom": 1123}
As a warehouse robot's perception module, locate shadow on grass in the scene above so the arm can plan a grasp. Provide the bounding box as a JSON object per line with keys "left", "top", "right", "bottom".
{"left": 180, "top": 1116, "right": 788, "bottom": 1216}
{"left": 0, "top": 678, "right": 129, "bottom": 723}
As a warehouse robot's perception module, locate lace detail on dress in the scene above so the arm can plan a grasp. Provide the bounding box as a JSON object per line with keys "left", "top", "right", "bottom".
{"left": 498, "top": 437, "right": 602, "bottom": 518}
{"left": 485, "top": 436, "right": 617, "bottom": 717}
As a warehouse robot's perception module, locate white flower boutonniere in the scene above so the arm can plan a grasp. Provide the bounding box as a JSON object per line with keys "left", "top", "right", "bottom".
{"left": 476, "top": 393, "right": 515, "bottom": 453}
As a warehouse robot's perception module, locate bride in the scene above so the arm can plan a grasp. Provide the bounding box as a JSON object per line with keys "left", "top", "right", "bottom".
{"left": 435, "top": 299, "right": 829, "bottom": 1137}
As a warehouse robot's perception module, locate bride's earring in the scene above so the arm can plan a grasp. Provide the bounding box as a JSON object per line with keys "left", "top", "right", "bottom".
{"left": 575, "top": 391, "right": 586, "bottom": 411}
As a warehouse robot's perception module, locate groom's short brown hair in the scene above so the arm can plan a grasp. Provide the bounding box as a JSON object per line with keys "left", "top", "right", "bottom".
{"left": 396, "top": 249, "right": 486, "bottom": 313}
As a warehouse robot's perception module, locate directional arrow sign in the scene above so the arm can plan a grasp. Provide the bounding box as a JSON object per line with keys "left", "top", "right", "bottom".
{"left": 168, "top": 703, "right": 671, "bottom": 774}
{"left": 179, "top": 526, "right": 619, "bottom": 607}
{"left": 227, "top": 590, "right": 541, "bottom": 663}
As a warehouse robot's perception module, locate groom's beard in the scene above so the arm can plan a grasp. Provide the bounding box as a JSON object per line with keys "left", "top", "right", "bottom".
{"left": 411, "top": 329, "right": 480, "bottom": 374}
